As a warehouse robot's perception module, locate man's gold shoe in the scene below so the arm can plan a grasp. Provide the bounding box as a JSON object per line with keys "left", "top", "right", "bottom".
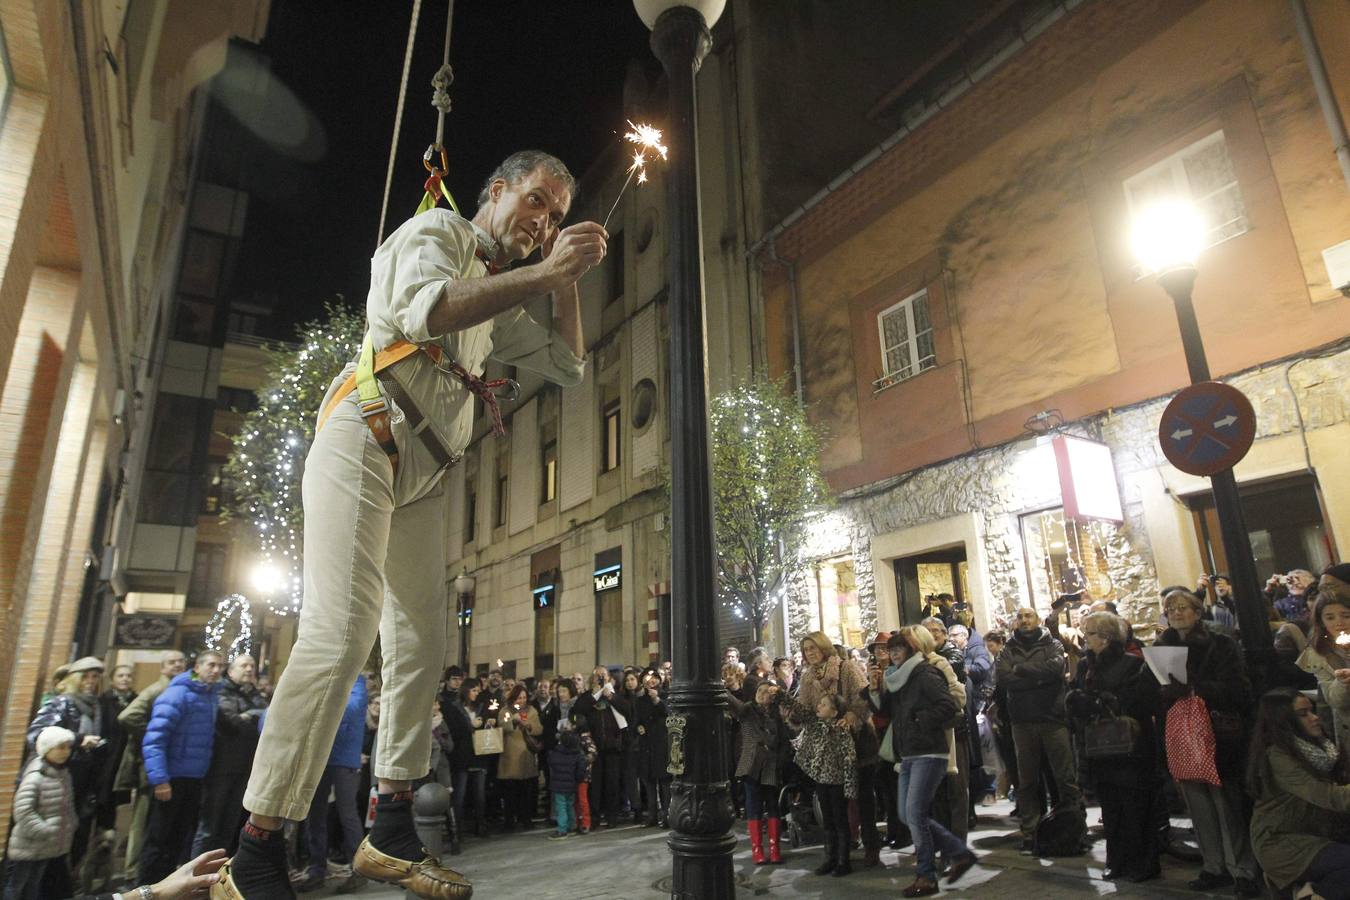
{"left": 352, "top": 836, "right": 473, "bottom": 899}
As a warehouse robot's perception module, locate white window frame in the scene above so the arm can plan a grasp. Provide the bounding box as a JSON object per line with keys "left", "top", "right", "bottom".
{"left": 874, "top": 288, "right": 936, "bottom": 392}
{"left": 1123, "top": 129, "right": 1249, "bottom": 255}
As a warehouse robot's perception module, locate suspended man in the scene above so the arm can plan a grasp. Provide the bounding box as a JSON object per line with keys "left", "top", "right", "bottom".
{"left": 215, "top": 151, "right": 606, "bottom": 899}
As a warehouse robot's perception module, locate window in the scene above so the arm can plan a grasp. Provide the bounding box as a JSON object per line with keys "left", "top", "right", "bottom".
{"left": 874, "top": 288, "right": 936, "bottom": 391}
{"left": 1124, "top": 130, "right": 1248, "bottom": 251}
{"left": 601, "top": 401, "right": 621, "bottom": 472}
{"left": 465, "top": 489, "right": 477, "bottom": 543}
{"left": 188, "top": 543, "right": 228, "bottom": 607}
{"left": 495, "top": 474, "right": 508, "bottom": 528}
{"left": 1186, "top": 475, "right": 1333, "bottom": 580}
{"left": 1020, "top": 508, "right": 1118, "bottom": 610}
{"left": 606, "top": 231, "right": 625, "bottom": 306}
{"left": 541, "top": 439, "right": 557, "bottom": 503}
{"left": 534, "top": 582, "right": 556, "bottom": 674}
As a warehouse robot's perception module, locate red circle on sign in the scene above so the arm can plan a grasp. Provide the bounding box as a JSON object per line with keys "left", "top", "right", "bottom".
{"left": 1158, "top": 382, "right": 1256, "bottom": 477}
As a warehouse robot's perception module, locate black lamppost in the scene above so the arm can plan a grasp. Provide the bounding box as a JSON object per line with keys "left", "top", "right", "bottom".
{"left": 1133, "top": 203, "right": 1272, "bottom": 656}
{"left": 633, "top": 1, "right": 736, "bottom": 896}
{"left": 454, "top": 569, "right": 475, "bottom": 669}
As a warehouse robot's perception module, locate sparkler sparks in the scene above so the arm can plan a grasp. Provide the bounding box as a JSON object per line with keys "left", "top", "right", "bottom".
{"left": 603, "top": 121, "right": 668, "bottom": 229}
{"left": 1336, "top": 631, "right": 1350, "bottom": 647}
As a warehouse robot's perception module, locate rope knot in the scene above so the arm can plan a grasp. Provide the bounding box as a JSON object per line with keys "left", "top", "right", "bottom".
{"left": 431, "top": 64, "right": 454, "bottom": 114}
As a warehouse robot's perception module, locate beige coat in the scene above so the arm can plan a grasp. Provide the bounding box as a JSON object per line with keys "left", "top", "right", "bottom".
{"left": 1297, "top": 646, "right": 1350, "bottom": 753}
{"left": 497, "top": 702, "right": 544, "bottom": 781}
{"left": 929, "top": 654, "right": 967, "bottom": 773}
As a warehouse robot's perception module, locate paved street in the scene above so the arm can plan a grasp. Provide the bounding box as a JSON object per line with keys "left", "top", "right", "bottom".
{"left": 299, "top": 799, "right": 1241, "bottom": 899}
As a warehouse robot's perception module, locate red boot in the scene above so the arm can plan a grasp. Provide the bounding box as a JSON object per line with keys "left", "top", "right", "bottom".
{"left": 577, "top": 782, "right": 592, "bottom": 833}
{"left": 766, "top": 817, "right": 784, "bottom": 864}
{"left": 748, "top": 819, "right": 766, "bottom": 864}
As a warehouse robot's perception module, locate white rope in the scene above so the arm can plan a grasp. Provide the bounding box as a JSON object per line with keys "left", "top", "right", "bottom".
{"left": 431, "top": 0, "right": 454, "bottom": 146}
{"left": 376, "top": 0, "right": 424, "bottom": 248}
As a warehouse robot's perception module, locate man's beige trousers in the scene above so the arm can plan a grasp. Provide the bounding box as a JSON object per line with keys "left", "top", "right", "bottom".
{"left": 244, "top": 383, "right": 448, "bottom": 820}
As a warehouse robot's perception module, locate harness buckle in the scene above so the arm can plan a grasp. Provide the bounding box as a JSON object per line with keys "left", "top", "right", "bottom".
{"left": 495, "top": 379, "right": 521, "bottom": 403}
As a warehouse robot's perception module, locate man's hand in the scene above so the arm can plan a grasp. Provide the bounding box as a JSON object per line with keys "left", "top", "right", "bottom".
{"left": 1334, "top": 668, "right": 1350, "bottom": 685}
{"left": 81, "top": 734, "right": 101, "bottom": 750}
{"left": 542, "top": 222, "right": 606, "bottom": 289}
{"left": 148, "top": 848, "right": 226, "bottom": 899}
{"left": 154, "top": 783, "right": 173, "bottom": 802}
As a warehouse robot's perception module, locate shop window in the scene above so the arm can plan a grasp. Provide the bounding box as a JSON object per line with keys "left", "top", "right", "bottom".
{"left": 1124, "top": 130, "right": 1248, "bottom": 253}
{"left": 464, "top": 489, "right": 477, "bottom": 543}
{"left": 534, "top": 582, "right": 556, "bottom": 675}
{"left": 1187, "top": 475, "right": 1334, "bottom": 581}
{"left": 495, "top": 473, "right": 508, "bottom": 527}
{"left": 807, "top": 557, "right": 864, "bottom": 648}
{"left": 874, "top": 288, "right": 936, "bottom": 391}
{"left": 601, "top": 400, "right": 621, "bottom": 473}
{"left": 1020, "top": 508, "right": 1117, "bottom": 610}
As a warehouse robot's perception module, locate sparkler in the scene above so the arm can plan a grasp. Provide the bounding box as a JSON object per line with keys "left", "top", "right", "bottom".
{"left": 1336, "top": 632, "right": 1350, "bottom": 647}
{"left": 602, "top": 121, "right": 668, "bottom": 230}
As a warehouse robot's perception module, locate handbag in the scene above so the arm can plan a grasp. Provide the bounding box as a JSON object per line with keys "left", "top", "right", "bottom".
{"left": 472, "top": 727, "right": 504, "bottom": 755}
{"left": 1164, "top": 693, "right": 1220, "bottom": 785}
{"left": 878, "top": 723, "right": 896, "bottom": 764}
{"left": 1083, "top": 712, "right": 1139, "bottom": 759}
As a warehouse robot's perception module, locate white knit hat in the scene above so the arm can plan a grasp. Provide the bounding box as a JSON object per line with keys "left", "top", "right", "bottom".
{"left": 36, "top": 726, "right": 75, "bottom": 759}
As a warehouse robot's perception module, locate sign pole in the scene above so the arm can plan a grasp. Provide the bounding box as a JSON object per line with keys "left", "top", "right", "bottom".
{"left": 1157, "top": 267, "right": 1271, "bottom": 655}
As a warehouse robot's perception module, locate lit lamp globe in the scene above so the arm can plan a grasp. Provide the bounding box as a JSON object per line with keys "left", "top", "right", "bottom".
{"left": 453, "top": 570, "right": 476, "bottom": 596}
{"left": 251, "top": 563, "right": 282, "bottom": 595}
{"left": 1129, "top": 198, "right": 1206, "bottom": 275}
{"left": 633, "top": 0, "right": 726, "bottom": 29}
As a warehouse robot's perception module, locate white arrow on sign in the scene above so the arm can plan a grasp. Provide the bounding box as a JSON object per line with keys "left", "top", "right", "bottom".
{"left": 1171, "top": 428, "right": 1193, "bottom": 441}
{"left": 1214, "top": 414, "right": 1237, "bottom": 428}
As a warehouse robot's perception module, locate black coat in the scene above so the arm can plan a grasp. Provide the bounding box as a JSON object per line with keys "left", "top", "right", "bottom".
{"left": 573, "top": 690, "right": 624, "bottom": 753}
{"left": 209, "top": 677, "right": 268, "bottom": 778}
{"left": 1067, "top": 646, "right": 1158, "bottom": 787}
{"left": 443, "top": 699, "right": 478, "bottom": 771}
{"left": 995, "top": 627, "right": 1068, "bottom": 724}
{"left": 634, "top": 692, "right": 669, "bottom": 782}
{"left": 867, "top": 662, "right": 958, "bottom": 759}
{"left": 97, "top": 689, "right": 136, "bottom": 803}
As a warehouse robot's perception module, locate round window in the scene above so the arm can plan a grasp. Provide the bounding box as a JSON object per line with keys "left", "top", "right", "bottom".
{"left": 631, "top": 378, "right": 657, "bottom": 432}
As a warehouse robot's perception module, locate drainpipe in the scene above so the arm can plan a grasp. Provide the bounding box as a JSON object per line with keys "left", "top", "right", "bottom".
{"left": 1291, "top": 0, "right": 1350, "bottom": 192}
{"left": 764, "top": 240, "right": 804, "bottom": 405}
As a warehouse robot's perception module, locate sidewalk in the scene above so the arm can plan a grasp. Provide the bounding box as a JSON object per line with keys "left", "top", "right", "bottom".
{"left": 302, "top": 799, "right": 1239, "bottom": 899}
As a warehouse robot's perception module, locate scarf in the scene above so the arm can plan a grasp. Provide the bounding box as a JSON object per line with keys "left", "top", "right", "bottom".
{"left": 883, "top": 654, "right": 924, "bottom": 693}
{"left": 1291, "top": 735, "right": 1339, "bottom": 778}
{"left": 557, "top": 698, "right": 575, "bottom": 723}
{"left": 70, "top": 692, "right": 100, "bottom": 736}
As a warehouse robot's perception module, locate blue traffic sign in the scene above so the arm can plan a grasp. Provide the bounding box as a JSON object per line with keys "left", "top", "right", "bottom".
{"left": 1158, "top": 382, "right": 1256, "bottom": 477}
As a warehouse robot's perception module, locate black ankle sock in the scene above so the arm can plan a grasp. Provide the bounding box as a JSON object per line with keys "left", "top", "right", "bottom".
{"left": 230, "top": 822, "right": 295, "bottom": 899}
{"left": 369, "top": 791, "right": 426, "bottom": 861}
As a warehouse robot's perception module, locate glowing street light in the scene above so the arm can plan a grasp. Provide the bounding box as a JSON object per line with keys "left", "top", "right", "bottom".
{"left": 251, "top": 563, "right": 282, "bottom": 595}
{"left": 1131, "top": 199, "right": 1270, "bottom": 659}
{"left": 1129, "top": 198, "right": 1206, "bottom": 274}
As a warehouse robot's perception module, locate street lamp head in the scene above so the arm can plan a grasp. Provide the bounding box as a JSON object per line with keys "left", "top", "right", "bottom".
{"left": 251, "top": 563, "right": 281, "bottom": 595}
{"left": 453, "top": 569, "right": 476, "bottom": 595}
{"left": 1130, "top": 198, "right": 1206, "bottom": 275}
{"left": 633, "top": 0, "right": 725, "bottom": 29}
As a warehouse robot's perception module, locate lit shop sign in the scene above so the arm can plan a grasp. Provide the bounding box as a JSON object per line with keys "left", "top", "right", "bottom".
{"left": 1053, "top": 435, "right": 1123, "bottom": 522}
{"left": 593, "top": 564, "right": 622, "bottom": 593}
{"left": 533, "top": 584, "right": 555, "bottom": 611}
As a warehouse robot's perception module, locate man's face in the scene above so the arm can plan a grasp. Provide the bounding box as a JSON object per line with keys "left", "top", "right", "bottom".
{"left": 503, "top": 678, "right": 516, "bottom": 694}
{"left": 257, "top": 676, "right": 273, "bottom": 697}
{"left": 162, "top": 653, "right": 186, "bottom": 678}
{"left": 1213, "top": 578, "right": 1231, "bottom": 598}
{"left": 486, "top": 168, "right": 571, "bottom": 262}
{"left": 1016, "top": 608, "right": 1040, "bottom": 633}
{"left": 488, "top": 671, "right": 502, "bottom": 689}
{"left": 592, "top": 667, "right": 609, "bottom": 689}
{"left": 724, "top": 649, "right": 739, "bottom": 666}
{"left": 195, "top": 655, "right": 224, "bottom": 684}
{"left": 1290, "top": 570, "right": 1315, "bottom": 592}
{"left": 229, "top": 655, "right": 256, "bottom": 684}
{"left": 924, "top": 622, "right": 946, "bottom": 647}
{"left": 112, "top": 668, "right": 133, "bottom": 692}
{"left": 950, "top": 629, "right": 969, "bottom": 650}
{"left": 448, "top": 675, "right": 464, "bottom": 692}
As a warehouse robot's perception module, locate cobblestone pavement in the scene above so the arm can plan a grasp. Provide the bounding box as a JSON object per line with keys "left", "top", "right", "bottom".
{"left": 298, "top": 799, "right": 1241, "bottom": 899}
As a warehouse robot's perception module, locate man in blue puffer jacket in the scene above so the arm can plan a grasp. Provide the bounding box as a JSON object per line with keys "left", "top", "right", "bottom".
{"left": 139, "top": 650, "right": 224, "bottom": 883}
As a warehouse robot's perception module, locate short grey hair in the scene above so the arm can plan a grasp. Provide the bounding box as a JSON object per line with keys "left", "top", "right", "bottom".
{"left": 1081, "top": 611, "right": 1128, "bottom": 644}
{"left": 921, "top": 616, "right": 948, "bottom": 636}
{"left": 477, "top": 150, "right": 576, "bottom": 208}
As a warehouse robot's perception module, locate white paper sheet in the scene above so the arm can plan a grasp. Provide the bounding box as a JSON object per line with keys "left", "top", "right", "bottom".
{"left": 1142, "top": 646, "right": 1189, "bottom": 685}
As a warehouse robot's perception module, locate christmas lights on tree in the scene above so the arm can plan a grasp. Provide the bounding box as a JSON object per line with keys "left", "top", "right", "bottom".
{"left": 710, "top": 379, "right": 831, "bottom": 644}
{"left": 204, "top": 593, "right": 254, "bottom": 660}
{"left": 222, "top": 303, "right": 366, "bottom": 614}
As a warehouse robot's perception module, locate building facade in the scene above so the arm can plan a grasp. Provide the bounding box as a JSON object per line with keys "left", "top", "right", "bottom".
{"left": 754, "top": 0, "right": 1350, "bottom": 639}
{"left": 0, "top": 0, "right": 269, "bottom": 844}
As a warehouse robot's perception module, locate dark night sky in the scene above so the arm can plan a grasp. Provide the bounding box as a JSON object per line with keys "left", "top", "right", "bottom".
{"left": 225, "top": 0, "right": 655, "bottom": 338}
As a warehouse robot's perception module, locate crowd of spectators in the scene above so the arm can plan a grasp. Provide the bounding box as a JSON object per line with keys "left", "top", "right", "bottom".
{"left": 5, "top": 564, "right": 1350, "bottom": 899}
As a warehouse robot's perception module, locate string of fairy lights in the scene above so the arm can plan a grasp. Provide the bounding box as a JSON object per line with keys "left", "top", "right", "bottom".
{"left": 223, "top": 304, "right": 366, "bottom": 616}
{"left": 204, "top": 593, "right": 253, "bottom": 660}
